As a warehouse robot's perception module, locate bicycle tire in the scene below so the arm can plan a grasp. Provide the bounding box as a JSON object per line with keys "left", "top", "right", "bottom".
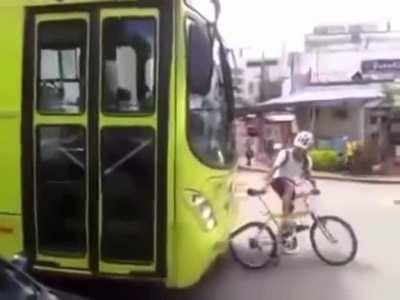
{"left": 229, "top": 222, "right": 277, "bottom": 269}
{"left": 310, "top": 215, "right": 358, "bottom": 266}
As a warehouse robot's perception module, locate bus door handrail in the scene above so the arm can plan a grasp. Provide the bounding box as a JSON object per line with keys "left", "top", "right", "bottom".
{"left": 104, "top": 140, "right": 151, "bottom": 176}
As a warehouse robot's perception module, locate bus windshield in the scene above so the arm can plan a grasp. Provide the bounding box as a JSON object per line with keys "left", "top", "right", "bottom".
{"left": 187, "top": 18, "right": 236, "bottom": 168}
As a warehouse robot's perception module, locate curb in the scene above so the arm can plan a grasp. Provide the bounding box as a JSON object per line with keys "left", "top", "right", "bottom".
{"left": 238, "top": 166, "right": 400, "bottom": 185}
{"left": 312, "top": 175, "right": 400, "bottom": 185}
{"left": 238, "top": 165, "right": 267, "bottom": 173}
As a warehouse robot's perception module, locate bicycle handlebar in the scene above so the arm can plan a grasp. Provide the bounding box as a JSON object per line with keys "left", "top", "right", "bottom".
{"left": 247, "top": 178, "right": 321, "bottom": 198}
{"left": 247, "top": 188, "right": 267, "bottom": 197}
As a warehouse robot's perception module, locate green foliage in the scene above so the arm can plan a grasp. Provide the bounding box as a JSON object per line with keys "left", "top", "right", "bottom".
{"left": 348, "top": 143, "right": 377, "bottom": 174}
{"left": 310, "top": 149, "right": 344, "bottom": 171}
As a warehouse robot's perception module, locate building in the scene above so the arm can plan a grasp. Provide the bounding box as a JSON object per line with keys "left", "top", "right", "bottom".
{"left": 233, "top": 49, "right": 295, "bottom": 162}
{"left": 233, "top": 48, "right": 287, "bottom": 108}
{"left": 233, "top": 48, "right": 295, "bottom": 164}
{"left": 257, "top": 22, "right": 400, "bottom": 167}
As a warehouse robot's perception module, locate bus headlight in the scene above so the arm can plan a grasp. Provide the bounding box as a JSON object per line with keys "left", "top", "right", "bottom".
{"left": 192, "top": 195, "right": 206, "bottom": 206}
{"left": 201, "top": 206, "right": 212, "bottom": 219}
{"left": 206, "top": 218, "right": 217, "bottom": 231}
{"left": 192, "top": 194, "right": 217, "bottom": 231}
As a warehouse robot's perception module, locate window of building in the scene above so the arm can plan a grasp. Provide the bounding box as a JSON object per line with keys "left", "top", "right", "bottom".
{"left": 37, "top": 20, "right": 87, "bottom": 114}
{"left": 235, "top": 87, "right": 244, "bottom": 94}
{"left": 235, "top": 96, "right": 245, "bottom": 104}
{"left": 233, "top": 77, "right": 244, "bottom": 86}
{"left": 102, "top": 18, "right": 156, "bottom": 114}
{"left": 370, "top": 116, "right": 378, "bottom": 125}
{"left": 232, "top": 68, "right": 244, "bottom": 76}
{"left": 248, "top": 82, "right": 254, "bottom": 94}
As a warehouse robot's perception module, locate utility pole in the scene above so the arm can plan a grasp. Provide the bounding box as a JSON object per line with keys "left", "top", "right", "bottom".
{"left": 259, "top": 51, "right": 266, "bottom": 103}
{"left": 257, "top": 51, "right": 267, "bottom": 162}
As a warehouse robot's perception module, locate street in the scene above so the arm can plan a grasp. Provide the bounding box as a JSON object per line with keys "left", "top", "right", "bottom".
{"left": 42, "top": 173, "right": 400, "bottom": 300}
{"left": 169, "top": 173, "right": 400, "bottom": 300}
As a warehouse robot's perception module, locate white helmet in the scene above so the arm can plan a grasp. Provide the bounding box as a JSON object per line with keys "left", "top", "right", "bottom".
{"left": 294, "top": 131, "right": 314, "bottom": 150}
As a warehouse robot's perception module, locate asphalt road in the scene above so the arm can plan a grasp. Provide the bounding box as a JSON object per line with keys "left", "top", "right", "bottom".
{"left": 40, "top": 177, "right": 400, "bottom": 300}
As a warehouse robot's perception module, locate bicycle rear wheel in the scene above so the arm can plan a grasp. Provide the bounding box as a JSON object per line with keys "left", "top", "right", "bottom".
{"left": 229, "top": 222, "right": 277, "bottom": 269}
{"left": 310, "top": 216, "right": 358, "bottom": 266}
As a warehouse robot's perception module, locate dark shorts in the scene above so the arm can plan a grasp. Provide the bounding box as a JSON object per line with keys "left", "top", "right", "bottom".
{"left": 271, "top": 177, "right": 296, "bottom": 201}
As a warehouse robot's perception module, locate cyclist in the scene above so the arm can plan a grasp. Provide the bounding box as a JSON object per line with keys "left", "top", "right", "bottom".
{"left": 267, "top": 131, "right": 315, "bottom": 254}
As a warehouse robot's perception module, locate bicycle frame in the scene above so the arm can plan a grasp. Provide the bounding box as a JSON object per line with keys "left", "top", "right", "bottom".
{"left": 256, "top": 192, "right": 315, "bottom": 228}
{"left": 230, "top": 182, "right": 357, "bottom": 269}
{"left": 255, "top": 189, "right": 338, "bottom": 244}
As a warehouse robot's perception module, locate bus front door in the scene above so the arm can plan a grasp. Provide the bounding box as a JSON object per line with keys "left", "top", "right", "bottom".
{"left": 22, "top": 6, "right": 166, "bottom": 278}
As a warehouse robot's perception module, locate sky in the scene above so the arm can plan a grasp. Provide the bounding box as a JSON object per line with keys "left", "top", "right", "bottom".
{"left": 218, "top": 0, "right": 400, "bottom": 57}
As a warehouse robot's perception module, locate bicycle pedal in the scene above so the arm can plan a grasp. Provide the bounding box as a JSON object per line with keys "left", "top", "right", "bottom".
{"left": 271, "top": 250, "right": 279, "bottom": 258}
{"left": 271, "top": 256, "right": 281, "bottom": 267}
{"left": 281, "top": 231, "right": 293, "bottom": 239}
{"left": 295, "top": 225, "right": 310, "bottom": 233}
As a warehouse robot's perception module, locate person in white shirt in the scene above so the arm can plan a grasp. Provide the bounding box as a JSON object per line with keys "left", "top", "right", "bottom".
{"left": 267, "top": 131, "right": 315, "bottom": 253}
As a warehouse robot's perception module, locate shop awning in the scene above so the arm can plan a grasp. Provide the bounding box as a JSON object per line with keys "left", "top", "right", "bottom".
{"left": 257, "top": 83, "right": 384, "bottom": 109}
{"left": 365, "top": 97, "right": 400, "bottom": 108}
{"left": 264, "top": 112, "right": 295, "bottom": 122}
{"left": 364, "top": 99, "right": 385, "bottom": 108}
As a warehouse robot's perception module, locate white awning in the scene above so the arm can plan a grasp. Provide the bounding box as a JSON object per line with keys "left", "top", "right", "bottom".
{"left": 364, "top": 99, "right": 385, "bottom": 108}
{"left": 264, "top": 113, "right": 295, "bottom": 122}
{"left": 259, "top": 83, "right": 384, "bottom": 108}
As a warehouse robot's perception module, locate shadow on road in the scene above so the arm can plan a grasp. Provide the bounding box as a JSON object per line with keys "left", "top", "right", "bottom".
{"left": 38, "top": 250, "right": 372, "bottom": 300}
{"left": 38, "top": 275, "right": 166, "bottom": 300}
{"left": 169, "top": 252, "right": 357, "bottom": 300}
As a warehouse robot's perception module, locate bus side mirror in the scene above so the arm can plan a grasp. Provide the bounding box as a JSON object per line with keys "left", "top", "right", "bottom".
{"left": 217, "top": 37, "right": 235, "bottom": 121}
{"left": 189, "top": 23, "right": 213, "bottom": 96}
{"left": 211, "top": 0, "right": 221, "bottom": 24}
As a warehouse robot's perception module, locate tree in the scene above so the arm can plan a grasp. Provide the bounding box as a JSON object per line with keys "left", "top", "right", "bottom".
{"left": 383, "top": 82, "right": 400, "bottom": 107}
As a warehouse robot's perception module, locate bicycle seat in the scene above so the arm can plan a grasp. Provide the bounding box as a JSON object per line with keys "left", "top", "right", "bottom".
{"left": 247, "top": 188, "right": 267, "bottom": 197}
{"left": 311, "top": 189, "right": 321, "bottom": 196}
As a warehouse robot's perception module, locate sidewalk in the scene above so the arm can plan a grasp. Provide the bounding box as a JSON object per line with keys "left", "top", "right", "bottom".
{"left": 238, "top": 158, "right": 400, "bottom": 184}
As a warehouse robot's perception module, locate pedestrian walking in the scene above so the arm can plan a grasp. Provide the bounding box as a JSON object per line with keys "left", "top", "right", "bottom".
{"left": 245, "top": 137, "right": 254, "bottom": 166}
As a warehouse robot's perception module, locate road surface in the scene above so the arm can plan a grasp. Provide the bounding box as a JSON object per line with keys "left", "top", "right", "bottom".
{"left": 41, "top": 173, "right": 400, "bottom": 300}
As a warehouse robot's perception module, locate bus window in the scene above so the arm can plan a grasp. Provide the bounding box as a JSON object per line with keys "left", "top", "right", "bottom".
{"left": 37, "top": 20, "right": 87, "bottom": 114}
{"left": 187, "top": 19, "right": 235, "bottom": 168}
{"left": 102, "top": 18, "right": 156, "bottom": 114}
{"left": 36, "top": 126, "right": 86, "bottom": 255}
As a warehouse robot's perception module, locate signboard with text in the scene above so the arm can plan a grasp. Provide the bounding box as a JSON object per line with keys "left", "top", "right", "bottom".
{"left": 362, "top": 59, "right": 400, "bottom": 74}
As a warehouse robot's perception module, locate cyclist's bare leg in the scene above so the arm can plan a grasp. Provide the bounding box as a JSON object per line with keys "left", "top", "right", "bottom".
{"left": 280, "top": 183, "right": 295, "bottom": 235}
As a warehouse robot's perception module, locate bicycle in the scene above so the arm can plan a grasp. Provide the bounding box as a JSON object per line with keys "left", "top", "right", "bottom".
{"left": 229, "top": 181, "right": 358, "bottom": 269}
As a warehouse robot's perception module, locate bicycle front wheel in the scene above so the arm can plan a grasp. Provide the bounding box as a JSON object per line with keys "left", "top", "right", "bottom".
{"left": 310, "top": 216, "right": 358, "bottom": 266}
{"left": 229, "top": 222, "right": 277, "bottom": 269}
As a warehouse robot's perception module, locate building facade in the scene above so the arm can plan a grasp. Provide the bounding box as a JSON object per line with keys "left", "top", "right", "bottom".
{"left": 232, "top": 48, "right": 287, "bottom": 107}
{"left": 262, "top": 23, "right": 400, "bottom": 162}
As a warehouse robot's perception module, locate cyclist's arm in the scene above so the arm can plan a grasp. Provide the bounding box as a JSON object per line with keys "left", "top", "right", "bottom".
{"left": 267, "top": 166, "right": 279, "bottom": 182}
{"left": 267, "top": 150, "right": 286, "bottom": 182}
{"left": 303, "top": 155, "right": 316, "bottom": 188}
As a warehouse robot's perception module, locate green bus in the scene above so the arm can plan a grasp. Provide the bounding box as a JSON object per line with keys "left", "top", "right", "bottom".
{"left": 0, "top": 0, "right": 237, "bottom": 288}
